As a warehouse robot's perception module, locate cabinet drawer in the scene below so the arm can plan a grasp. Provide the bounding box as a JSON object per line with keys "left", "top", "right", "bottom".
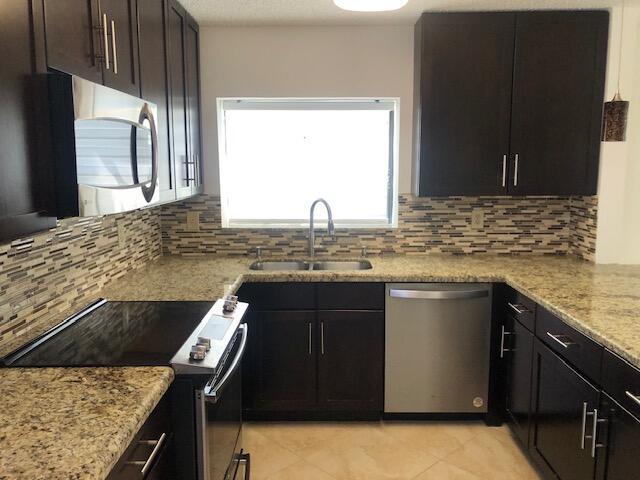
{"left": 504, "top": 288, "right": 536, "bottom": 331}
{"left": 536, "top": 307, "right": 603, "bottom": 383}
{"left": 107, "top": 392, "right": 174, "bottom": 479}
{"left": 603, "top": 350, "right": 640, "bottom": 419}
{"left": 317, "top": 283, "right": 384, "bottom": 310}
{"left": 237, "top": 283, "right": 315, "bottom": 310}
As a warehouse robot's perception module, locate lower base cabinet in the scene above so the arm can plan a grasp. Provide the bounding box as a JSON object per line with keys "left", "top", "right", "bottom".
{"left": 597, "top": 394, "right": 640, "bottom": 480}
{"left": 530, "top": 339, "right": 600, "bottom": 480}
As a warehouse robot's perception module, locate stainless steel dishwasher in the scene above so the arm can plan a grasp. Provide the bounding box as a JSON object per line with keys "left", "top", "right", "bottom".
{"left": 384, "top": 283, "right": 492, "bottom": 413}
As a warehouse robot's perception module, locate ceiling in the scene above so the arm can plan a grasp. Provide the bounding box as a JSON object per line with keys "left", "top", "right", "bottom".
{"left": 182, "top": 0, "right": 637, "bottom": 26}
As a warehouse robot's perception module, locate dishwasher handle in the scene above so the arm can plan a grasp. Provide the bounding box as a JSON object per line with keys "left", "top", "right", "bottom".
{"left": 388, "top": 288, "right": 489, "bottom": 300}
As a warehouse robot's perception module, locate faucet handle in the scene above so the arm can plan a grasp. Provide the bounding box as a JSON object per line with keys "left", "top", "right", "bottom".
{"left": 361, "top": 246, "right": 368, "bottom": 258}
{"left": 255, "top": 246, "right": 263, "bottom": 261}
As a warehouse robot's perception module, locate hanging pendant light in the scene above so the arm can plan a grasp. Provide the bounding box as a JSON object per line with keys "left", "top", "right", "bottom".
{"left": 602, "top": 3, "right": 630, "bottom": 142}
{"left": 333, "top": 0, "right": 409, "bottom": 12}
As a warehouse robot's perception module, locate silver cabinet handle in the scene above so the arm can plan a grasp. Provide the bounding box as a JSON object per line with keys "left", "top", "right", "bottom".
{"left": 111, "top": 19, "right": 118, "bottom": 74}
{"left": 546, "top": 332, "right": 576, "bottom": 349}
{"left": 580, "top": 402, "right": 588, "bottom": 449}
{"left": 508, "top": 302, "right": 526, "bottom": 315}
{"left": 513, "top": 153, "right": 519, "bottom": 186}
{"left": 500, "top": 324, "right": 513, "bottom": 358}
{"left": 584, "top": 408, "right": 606, "bottom": 458}
{"left": 321, "top": 321, "right": 325, "bottom": 355}
{"left": 126, "top": 432, "right": 167, "bottom": 476}
{"left": 389, "top": 289, "right": 488, "bottom": 300}
{"left": 102, "top": 13, "right": 110, "bottom": 70}
{"left": 625, "top": 391, "right": 640, "bottom": 407}
{"left": 501, "top": 154, "right": 507, "bottom": 187}
{"left": 204, "top": 324, "right": 248, "bottom": 403}
{"left": 308, "top": 322, "right": 312, "bottom": 355}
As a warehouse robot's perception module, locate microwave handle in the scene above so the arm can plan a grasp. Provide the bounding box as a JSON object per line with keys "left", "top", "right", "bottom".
{"left": 204, "top": 324, "right": 248, "bottom": 404}
{"left": 137, "top": 103, "right": 158, "bottom": 203}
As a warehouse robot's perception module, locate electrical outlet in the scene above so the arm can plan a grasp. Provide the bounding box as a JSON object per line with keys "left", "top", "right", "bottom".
{"left": 471, "top": 209, "right": 485, "bottom": 229}
{"left": 186, "top": 211, "right": 200, "bottom": 231}
{"left": 117, "top": 222, "right": 126, "bottom": 248}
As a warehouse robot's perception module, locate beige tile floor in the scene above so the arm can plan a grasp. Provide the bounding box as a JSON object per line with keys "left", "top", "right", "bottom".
{"left": 243, "top": 421, "right": 543, "bottom": 480}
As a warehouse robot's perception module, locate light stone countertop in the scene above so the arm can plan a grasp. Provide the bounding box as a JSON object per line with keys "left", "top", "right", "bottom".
{"left": 101, "top": 254, "right": 640, "bottom": 370}
{"left": 0, "top": 367, "right": 174, "bottom": 480}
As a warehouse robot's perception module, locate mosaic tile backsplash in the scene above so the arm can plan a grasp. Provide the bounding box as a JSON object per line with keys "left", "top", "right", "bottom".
{"left": 0, "top": 208, "right": 161, "bottom": 352}
{"left": 160, "top": 194, "right": 598, "bottom": 260}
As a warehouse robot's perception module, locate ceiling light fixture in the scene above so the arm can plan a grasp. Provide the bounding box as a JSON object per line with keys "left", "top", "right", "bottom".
{"left": 333, "top": 0, "right": 409, "bottom": 12}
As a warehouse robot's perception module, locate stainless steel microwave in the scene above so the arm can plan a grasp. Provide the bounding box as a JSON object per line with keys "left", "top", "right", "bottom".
{"left": 50, "top": 75, "right": 160, "bottom": 217}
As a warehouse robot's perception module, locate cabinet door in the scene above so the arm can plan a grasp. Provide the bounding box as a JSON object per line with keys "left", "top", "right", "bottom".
{"left": 42, "top": 0, "right": 103, "bottom": 83}
{"left": 414, "top": 13, "right": 515, "bottom": 196}
{"left": 509, "top": 11, "right": 608, "bottom": 195}
{"left": 0, "top": 0, "right": 56, "bottom": 242}
{"left": 530, "top": 339, "right": 600, "bottom": 480}
{"left": 255, "top": 311, "right": 317, "bottom": 411}
{"left": 137, "top": 0, "right": 174, "bottom": 202}
{"left": 101, "top": 0, "right": 139, "bottom": 96}
{"left": 166, "top": 0, "right": 191, "bottom": 199}
{"left": 503, "top": 316, "right": 534, "bottom": 447}
{"left": 185, "top": 14, "right": 203, "bottom": 194}
{"left": 597, "top": 394, "right": 640, "bottom": 480}
{"left": 317, "top": 311, "right": 384, "bottom": 412}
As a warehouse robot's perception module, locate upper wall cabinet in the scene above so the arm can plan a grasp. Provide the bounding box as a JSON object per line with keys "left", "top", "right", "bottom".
{"left": 413, "top": 11, "right": 608, "bottom": 197}
{"left": 41, "top": 0, "right": 140, "bottom": 96}
{"left": 0, "top": 1, "right": 57, "bottom": 243}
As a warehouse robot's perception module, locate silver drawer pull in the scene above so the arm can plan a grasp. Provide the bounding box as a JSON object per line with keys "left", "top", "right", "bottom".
{"left": 389, "top": 289, "right": 488, "bottom": 300}
{"left": 500, "top": 325, "right": 514, "bottom": 359}
{"left": 546, "top": 332, "right": 576, "bottom": 349}
{"left": 126, "top": 432, "right": 167, "bottom": 476}
{"left": 626, "top": 391, "right": 640, "bottom": 407}
{"left": 507, "top": 303, "right": 527, "bottom": 315}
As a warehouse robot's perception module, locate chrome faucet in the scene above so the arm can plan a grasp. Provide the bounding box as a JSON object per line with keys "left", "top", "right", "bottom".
{"left": 308, "top": 198, "right": 335, "bottom": 257}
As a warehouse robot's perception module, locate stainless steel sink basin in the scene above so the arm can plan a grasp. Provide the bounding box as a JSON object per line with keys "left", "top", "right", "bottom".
{"left": 311, "top": 260, "right": 373, "bottom": 271}
{"left": 249, "top": 261, "right": 311, "bottom": 271}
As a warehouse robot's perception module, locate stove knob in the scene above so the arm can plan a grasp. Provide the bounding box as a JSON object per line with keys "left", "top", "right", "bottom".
{"left": 223, "top": 295, "right": 238, "bottom": 313}
{"left": 189, "top": 344, "right": 207, "bottom": 361}
{"left": 197, "top": 337, "right": 211, "bottom": 351}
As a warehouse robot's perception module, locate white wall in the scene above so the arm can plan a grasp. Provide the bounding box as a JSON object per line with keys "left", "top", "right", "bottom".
{"left": 596, "top": 6, "right": 640, "bottom": 264}
{"left": 199, "top": 26, "right": 414, "bottom": 194}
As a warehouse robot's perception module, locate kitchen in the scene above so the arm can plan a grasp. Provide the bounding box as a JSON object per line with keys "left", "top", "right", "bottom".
{"left": 1, "top": 0, "right": 640, "bottom": 479}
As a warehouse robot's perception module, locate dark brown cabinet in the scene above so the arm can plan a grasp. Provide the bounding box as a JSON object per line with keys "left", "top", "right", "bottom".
{"left": 413, "top": 11, "right": 608, "bottom": 197}
{"left": 239, "top": 283, "right": 385, "bottom": 419}
{"left": 137, "top": 0, "right": 174, "bottom": 201}
{"left": 317, "top": 311, "right": 384, "bottom": 412}
{"left": 503, "top": 315, "right": 534, "bottom": 448}
{"left": 254, "top": 311, "right": 317, "bottom": 411}
{"left": 42, "top": 0, "right": 140, "bottom": 96}
{"left": 185, "top": 15, "right": 203, "bottom": 191}
{"left": 597, "top": 393, "right": 640, "bottom": 480}
{"left": 0, "top": 0, "right": 56, "bottom": 242}
{"left": 530, "top": 339, "right": 600, "bottom": 480}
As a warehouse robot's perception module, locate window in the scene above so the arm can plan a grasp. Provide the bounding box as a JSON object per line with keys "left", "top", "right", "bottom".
{"left": 217, "top": 98, "right": 398, "bottom": 228}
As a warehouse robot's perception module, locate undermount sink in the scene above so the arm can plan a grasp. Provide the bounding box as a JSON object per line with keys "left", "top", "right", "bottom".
{"left": 249, "top": 260, "right": 373, "bottom": 271}
{"left": 311, "top": 260, "right": 373, "bottom": 271}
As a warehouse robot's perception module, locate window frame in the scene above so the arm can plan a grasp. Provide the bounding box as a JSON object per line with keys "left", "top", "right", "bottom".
{"left": 216, "top": 97, "right": 400, "bottom": 229}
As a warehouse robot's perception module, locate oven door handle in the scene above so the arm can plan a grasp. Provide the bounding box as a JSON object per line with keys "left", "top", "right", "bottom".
{"left": 204, "top": 323, "right": 248, "bottom": 404}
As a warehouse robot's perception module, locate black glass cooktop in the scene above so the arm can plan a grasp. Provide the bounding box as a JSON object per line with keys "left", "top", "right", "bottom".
{"left": 2, "top": 300, "right": 214, "bottom": 367}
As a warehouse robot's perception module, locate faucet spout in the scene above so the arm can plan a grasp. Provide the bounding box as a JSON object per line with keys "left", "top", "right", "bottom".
{"left": 309, "top": 198, "right": 334, "bottom": 257}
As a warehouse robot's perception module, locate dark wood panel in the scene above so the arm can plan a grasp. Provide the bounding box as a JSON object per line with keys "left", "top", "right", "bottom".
{"left": 504, "top": 316, "right": 534, "bottom": 447}
{"left": 137, "top": 0, "right": 173, "bottom": 198}
{"left": 185, "top": 14, "right": 202, "bottom": 192}
{"left": 597, "top": 393, "right": 640, "bottom": 480}
{"left": 414, "top": 12, "right": 515, "bottom": 196}
{"left": 536, "top": 307, "right": 603, "bottom": 384}
{"left": 237, "top": 283, "right": 316, "bottom": 311}
{"left": 254, "top": 311, "right": 317, "bottom": 411}
{"left": 530, "top": 339, "right": 599, "bottom": 480}
{"left": 0, "top": 0, "right": 56, "bottom": 242}
{"left": 602, "top": 350, "right": 640, "bottom": 419}
{"left": 509, "top": 11, "right": 608, "bottom": 195}
{"left": 317, "top": 311, "right": 384, "bottom": 412}
{"left": 101, "top": 0, "right": 139, "bottom": 95}
{"left": 317, "top": 283, "right": 384, "bottom": 310}
{"left": 504, "top": 287, "right": 536, "bottom": 332}
{"left": 42, "top": 0, "right": 103, "bottom": 83}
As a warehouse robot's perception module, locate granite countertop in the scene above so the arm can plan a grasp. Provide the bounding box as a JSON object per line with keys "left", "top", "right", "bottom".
{"left": 102, "top": 254, "right": 640, "bottom": 370}
{"left": 0, "top": 366, "right": 174, "bottom": 480}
